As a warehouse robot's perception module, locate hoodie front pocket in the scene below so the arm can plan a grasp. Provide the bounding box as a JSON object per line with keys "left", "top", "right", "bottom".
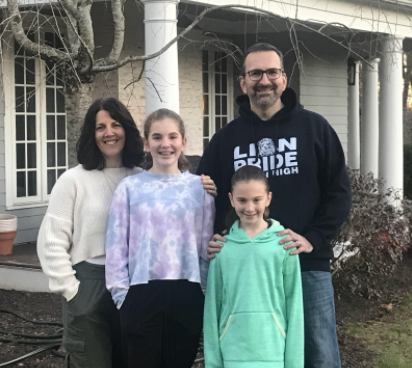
{"left": 220, "top": 312, "right": 286, "bottom": 363}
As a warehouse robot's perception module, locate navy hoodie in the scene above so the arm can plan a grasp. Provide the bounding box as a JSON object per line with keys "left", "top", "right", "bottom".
{"left": 197, "top": 88, "right": 352, "bottom": 272}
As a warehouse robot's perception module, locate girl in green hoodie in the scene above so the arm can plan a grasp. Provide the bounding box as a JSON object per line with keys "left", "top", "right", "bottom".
{"left": 204, "top": 165, "right": 304, "bottom": 368}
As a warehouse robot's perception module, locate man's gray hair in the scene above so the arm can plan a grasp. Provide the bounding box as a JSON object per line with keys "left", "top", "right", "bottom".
{"left": 240, "top": 43, "right": 284, "bottom": 75}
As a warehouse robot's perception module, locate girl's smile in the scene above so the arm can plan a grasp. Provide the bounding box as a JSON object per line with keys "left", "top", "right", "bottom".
{"left": 145, "top": 118, "right": 186, "bottom": 174}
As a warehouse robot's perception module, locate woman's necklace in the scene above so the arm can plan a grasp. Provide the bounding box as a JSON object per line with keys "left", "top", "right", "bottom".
{"left": 103, "top": 167, "right": 128, "bottom": 191}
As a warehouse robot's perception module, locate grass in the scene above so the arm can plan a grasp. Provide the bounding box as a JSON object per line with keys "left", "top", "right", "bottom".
{"left": 344, "top": 294, "right": 412, "bottom": 368}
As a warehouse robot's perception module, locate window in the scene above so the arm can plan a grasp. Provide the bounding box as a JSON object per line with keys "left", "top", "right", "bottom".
{"left": 4, "top": 32, "right": 68, "bottom": 208}
{"left": 202, "top": 50, "right": 233, "bottom": 149}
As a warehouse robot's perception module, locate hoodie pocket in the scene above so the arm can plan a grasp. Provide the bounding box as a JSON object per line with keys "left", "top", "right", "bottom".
{"left": 220, "top": 312, "right": 286, "bottom": 363}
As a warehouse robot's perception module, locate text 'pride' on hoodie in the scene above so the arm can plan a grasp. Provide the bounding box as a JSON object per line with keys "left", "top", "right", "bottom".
{"left": 204, "top": 219, "right": 304, "bottom": 368}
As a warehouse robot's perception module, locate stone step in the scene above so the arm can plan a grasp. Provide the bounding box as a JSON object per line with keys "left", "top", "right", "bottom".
{"left": 0, "top": 264, "right": 50, "bottom": 293}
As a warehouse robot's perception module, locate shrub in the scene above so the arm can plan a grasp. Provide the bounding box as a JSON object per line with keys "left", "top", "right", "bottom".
{"left": 405, "top": 145, "right": 412, "bottom": 200}
{"left": 332, "top": 168, "right": 412, "bottom": 298}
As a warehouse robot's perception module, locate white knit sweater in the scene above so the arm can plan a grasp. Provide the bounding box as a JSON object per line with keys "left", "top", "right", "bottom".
{"left": 37, "top": 164, "right": 142, "bottom": 301}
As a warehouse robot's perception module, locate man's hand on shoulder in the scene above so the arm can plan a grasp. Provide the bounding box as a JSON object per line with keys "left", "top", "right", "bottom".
{"left": 278, "top": 229, "right": 313, "bottom": 255}
{"left": 207, "top": 231, "right": 227, "bottom": 259}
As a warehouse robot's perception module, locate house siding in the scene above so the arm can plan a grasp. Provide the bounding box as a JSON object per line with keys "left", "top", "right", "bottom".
{"left": 299, "top": 57, "right": 348, "bottom": 156}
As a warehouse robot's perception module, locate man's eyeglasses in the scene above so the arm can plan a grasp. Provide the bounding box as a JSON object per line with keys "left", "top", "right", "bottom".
{"left": 244, "top": 68, "right": 284, "bottom": 82}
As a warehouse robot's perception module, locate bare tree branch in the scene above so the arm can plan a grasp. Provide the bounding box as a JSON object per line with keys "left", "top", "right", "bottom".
{"left": 7, "top": 0, "right": 66, "bottom": 61}
{"left": 95, "top": 0, "right": 125, "bottom": 66}
{"left": 91, "top": 3, "right": 371, "bottom": 73}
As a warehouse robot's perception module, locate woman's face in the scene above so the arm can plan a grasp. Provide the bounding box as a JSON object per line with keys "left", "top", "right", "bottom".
{"left": 95, "top": 110, "right": 126, "bottom": 167}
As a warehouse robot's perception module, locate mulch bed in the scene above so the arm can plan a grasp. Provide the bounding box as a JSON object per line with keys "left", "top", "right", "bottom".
{"left": 2, "top": 251, "right": 412, "bottom": 367}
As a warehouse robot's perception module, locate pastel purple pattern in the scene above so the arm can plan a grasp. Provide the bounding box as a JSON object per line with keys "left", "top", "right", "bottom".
{"left": 105, "top": 170, "right": 215, "bottom": 309}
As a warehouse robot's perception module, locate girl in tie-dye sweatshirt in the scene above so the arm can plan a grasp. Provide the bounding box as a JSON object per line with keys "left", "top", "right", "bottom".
{"left": 105, "top": 108, "right": 215, "bottom": 368}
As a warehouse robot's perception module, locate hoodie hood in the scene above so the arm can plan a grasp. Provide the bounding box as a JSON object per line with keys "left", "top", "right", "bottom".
{"left": 225, "top": 218, "right": 284, "bottom": 244}
{"left": 236, "top": 87, "right": 303, "bottom": 123}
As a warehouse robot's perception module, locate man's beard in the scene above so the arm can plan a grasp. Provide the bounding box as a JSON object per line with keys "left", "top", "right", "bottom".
{"left": 249, "top": 85, "right": 279, "bottom": 110}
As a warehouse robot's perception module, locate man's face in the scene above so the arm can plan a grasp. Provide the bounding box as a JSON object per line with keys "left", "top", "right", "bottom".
{"left": 240, "top": 51, "right": 287, "bottom": 112}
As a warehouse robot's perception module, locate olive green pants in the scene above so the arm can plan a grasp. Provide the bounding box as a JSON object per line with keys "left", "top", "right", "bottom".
{"left": 62, "top": 262, "right": 127, "bottom": 368}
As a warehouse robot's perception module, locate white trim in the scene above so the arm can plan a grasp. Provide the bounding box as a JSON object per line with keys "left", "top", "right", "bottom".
{"left": 6, "top": 202, "right": 48, "bottom": 211}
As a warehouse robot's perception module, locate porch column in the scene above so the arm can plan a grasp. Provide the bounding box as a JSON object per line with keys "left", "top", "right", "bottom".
{"left": 141, "top": 0, "right": 180, "bottom": 115}
{"left": 361, "top": 58, "right": 380, "bottom": 177}
{"left": 348, "top": 61, "right": 360, "bottom": 170}
{"left": 379, "top": 35, "right": 404, "bottom": 195}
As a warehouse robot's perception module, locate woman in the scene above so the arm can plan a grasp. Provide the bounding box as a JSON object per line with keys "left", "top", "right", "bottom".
{"left": 37, "top": 98, "right": 216, "bottom": 368}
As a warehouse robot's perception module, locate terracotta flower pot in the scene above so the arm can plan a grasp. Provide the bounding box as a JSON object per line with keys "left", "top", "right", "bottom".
{"left": 0, "top": 215, "right": 18, "bottom": 256}
{"left": 0, "top": 230, "right": 17, "bottom": 255}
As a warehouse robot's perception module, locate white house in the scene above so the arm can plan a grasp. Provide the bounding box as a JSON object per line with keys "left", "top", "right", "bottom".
{"left": 0, "top": 0, "right": 411, "bottom": 246}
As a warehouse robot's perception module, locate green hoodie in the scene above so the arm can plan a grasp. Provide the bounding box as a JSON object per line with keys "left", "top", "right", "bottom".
{"left": 204, "top": 219, "right": 304, "bottom": 368}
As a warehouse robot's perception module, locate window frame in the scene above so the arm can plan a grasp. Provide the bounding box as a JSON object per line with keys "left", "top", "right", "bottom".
{"left": 202, "top": 49, "right": 234, "bottom": 149}
{"left": 3, "top": 31, "right": 68, "bottom": 209}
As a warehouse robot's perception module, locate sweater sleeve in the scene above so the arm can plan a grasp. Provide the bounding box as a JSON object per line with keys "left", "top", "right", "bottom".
{"left": 200, "top": 191, "right": 215, "bottom": 289}
{"left": 105, "top": 181, "right": 131, "bottom": 309}
{"left": 283, "top": 249, "right": 304, "bottom": 368}
{"left": 303, "top": 121, "right": 352, "bottom": 251}
{"left": 37, "top": 172, "right": 78, "bottom": 301}
{"left": 204, "top": 256, "right": 224, "bottom": 368}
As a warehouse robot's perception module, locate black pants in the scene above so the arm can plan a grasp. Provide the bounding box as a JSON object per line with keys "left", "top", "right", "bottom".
{"left": 120, "top": 280, "right": 204, "bottom": 368}
{"left": 62, "top": 262, "right": 127, "bottom": 368}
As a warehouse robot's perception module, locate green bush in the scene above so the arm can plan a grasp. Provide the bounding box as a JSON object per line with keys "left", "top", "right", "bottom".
{"left": 405, "top": 145, "right": 412, "bottom": 200}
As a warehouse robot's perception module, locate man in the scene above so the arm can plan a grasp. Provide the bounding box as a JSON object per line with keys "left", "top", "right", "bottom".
{"left": 197, "top": 43, "right": 351, "bottom": 368}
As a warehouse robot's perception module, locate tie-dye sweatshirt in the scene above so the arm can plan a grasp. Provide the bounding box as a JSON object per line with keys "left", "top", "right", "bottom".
{"left": 105, "top": 170, "right": 215, "bottom": 309}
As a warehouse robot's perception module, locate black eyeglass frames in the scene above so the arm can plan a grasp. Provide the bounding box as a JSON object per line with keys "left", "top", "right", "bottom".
{"left": 243, "top": 68, "right": 284, "bottom": 81}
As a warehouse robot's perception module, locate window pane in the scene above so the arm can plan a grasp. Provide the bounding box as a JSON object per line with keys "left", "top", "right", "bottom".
{"left": 46, "top": 88, "right": 55, "bottom": 113}
{"left": 26, "top": 59, "right": 35, "bottom": 85}
{"left": 46, "top": 61, "right": 54, "bottom": 86}
{"left": 27, "top": 171, "right": 36, "bottom": 196}
{"left": 17, "top": 172, "right": 26, "bottom": 197}
{"left": 57, "top": 142, "right": 66, "bottom": 166}
{"left": 16, "top": 144, "right": 25, "bottom": 169}
{"left": 222, "top": 117, "right": 227, "bottom": 127}
{"left": 222, "top": 56, "right": 227, "bottom": 72}
{"left": 57, "top": 116, "right": 66, "bottom": 139}
{"left": 203, "top": 95, "right": 208, "bottom": 115}
{"left": 215, "top": 74, "right": 221, "bottom": 94}
{"left": 215, "top": 96, "right": 221, "bottom": 115}
{"left": 222, "top": 96, "right": 227, "bottom": 115}
{"left": 202, "top": 50, "right": 208, "bottom": 70}
{"left": 15, "top": 87, "right": 25, "bottom": 112}
{"left": 56, "top": 89, "right": 65, "bottom": 112}
{"left": 214, "top": 53, "right": 222, "bottom": 72}
{"left": 16, "top": 115, "right": 25, "bottom": 141}
{"left": 26, "top": 87, "right": 35, "bottom": 113}
{"left": 222, "top": 74, "right": 227, "bottom": 94}
{"left": 203, "top": 117, "right": 209, "bottom": 137}
{"left": 14, "top": 59, "right": 24, "bottom": 84}
{"left": 47, "top": 116, "right": 55, "bottom": 140}
{"left": 215, "top": 117, "right": 221, "bottom": 132}
{"left": 45, "top": 32, "right": 54, "bottom": 47}
{"left": 203, "top": 138, "right": 209, "bottom": 150}
{"left": 47, "top": 142, "right": 56, "bottom": 167}
{"left": 58, "top": 168, "right": 66, "bottom": 178}
{"left": 27, "top": 143, "right": 36, "bottom": 168}
{"left": 203, "top": 73, "right": 208, "bottom": 93}
{"left": 27, "top": 115, "right": 36, "bottom": 140}
{"left": 47, "top": 169, "right": 56, "bottom": 195}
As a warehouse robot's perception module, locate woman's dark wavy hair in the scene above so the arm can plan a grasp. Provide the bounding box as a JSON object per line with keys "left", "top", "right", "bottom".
{"left": 142, "top": 108, "right": 190, "bottom": 171}
{"left": 226, "top": 165, "right": 271, "bottom": 229}
{"left": 77, "top": 98, "right": 144, "bottom": 170}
